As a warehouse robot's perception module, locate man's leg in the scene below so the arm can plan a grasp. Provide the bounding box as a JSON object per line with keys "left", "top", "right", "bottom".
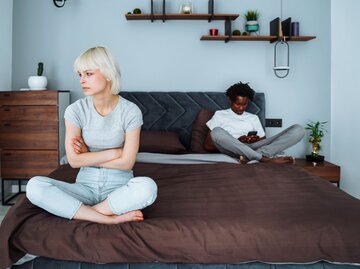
{"left": 251, "top": 124, "right": 305, "bottom": 157}
{"left": 211, "top": 127, "right": 263, "bottom": 161}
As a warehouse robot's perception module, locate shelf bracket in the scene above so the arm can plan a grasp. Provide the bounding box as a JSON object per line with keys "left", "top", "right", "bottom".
{"left": 224, "top": 18, "right": 232, "bottom": 43}
{"left": 208, "top": 0, "right": 214, "bottom": 22}
{"left": 270, "top": 38, "right": 278, "bottom": 44}
{"left": 162, "top": 0, "right": 166, "bottom": 22}
{"left": 151, "top": 0, "right": 154, "bottom": 22}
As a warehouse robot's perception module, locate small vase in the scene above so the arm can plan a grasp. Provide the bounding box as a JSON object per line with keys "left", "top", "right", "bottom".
{"left": 311, "top": 143, "right": 320, "bottom": 156}
{"left": 28, "top": 76, "right": 47, "bottom": 90}
{"left": 179, "top": 2, "right": 192, "bottom": 14}
{"left": 245, "top": 20, "right": 259, "bottom": 32}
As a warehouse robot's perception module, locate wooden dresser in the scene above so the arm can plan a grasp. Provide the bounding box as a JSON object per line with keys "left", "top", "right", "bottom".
{"left": 0, "top": 90, "right": 70, "bottom": 204}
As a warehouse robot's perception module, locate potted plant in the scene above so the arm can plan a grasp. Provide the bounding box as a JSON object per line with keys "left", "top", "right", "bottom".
{"left": 244, "top": 10, "right": 259, "bottom": 33}
{"left": 28, "top": 62, "right": 48, "bottom": 90}
{"left": 305, "top": 121, "right": 327, "bottom": 162}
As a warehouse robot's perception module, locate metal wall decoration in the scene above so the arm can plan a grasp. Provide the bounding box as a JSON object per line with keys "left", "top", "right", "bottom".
{"left": 273, "top": 39, "right": 290, "bottom": 78}
{"left": 273, "top": 0, "right": 290, "bottom": 78}
{"left": 53, "top": 0, "right": 67, "bottom": 8}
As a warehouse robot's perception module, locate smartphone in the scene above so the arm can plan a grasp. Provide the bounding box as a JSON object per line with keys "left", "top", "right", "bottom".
{"left": 247, "top": 131, "right": 258, "bottom": 136}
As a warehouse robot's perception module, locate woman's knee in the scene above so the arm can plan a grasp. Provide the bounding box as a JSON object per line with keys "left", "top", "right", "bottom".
{"left": 135, "top": 177, "right": 158, "bottom": 202}
{"left": 26, "top": 176, "right": 47, "bottom": 205}
{"left": 109, "top": 177, "right": 158, "bottom": 214}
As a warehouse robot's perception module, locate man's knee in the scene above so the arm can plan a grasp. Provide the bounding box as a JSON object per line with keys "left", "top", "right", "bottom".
{"left": 210, "top": 127, "right": 227, "bottom": 142}
{"left": 290, "top": 124, "right": 305, "bottom": 140}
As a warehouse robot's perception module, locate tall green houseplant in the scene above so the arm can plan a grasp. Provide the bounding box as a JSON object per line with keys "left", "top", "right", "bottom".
{"left": 305, "top": 121, "right": 327, "bottom": 156}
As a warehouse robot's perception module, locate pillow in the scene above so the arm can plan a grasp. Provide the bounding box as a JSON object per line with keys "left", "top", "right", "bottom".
{"left": 191, "top": 109, "right": 218, "bottom": 153}
{"left": 140, "top": 130, "right": 186, "bottom": 154}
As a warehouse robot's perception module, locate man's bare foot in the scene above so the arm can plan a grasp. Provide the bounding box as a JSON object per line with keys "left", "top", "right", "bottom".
{"left": 239, "top": 155, "right": 249, "bottom": 164}
{"left": 110, "top": 210, "right": 144, "bottom": 224}
{"left": 262, "top": 156, "right": 294, "bottom": 164}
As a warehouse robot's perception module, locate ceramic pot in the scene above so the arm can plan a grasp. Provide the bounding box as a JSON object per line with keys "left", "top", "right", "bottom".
{"left": 28, "top": 76, "right": 47, "bottom": 90}
{"left": 245, "top": 20, "right": 259, "bottom": 32}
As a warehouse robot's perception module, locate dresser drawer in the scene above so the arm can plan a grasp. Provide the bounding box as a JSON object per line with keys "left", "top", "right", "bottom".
{"left": 0, "top": 91, "right": 58, "bottom": 106}
{"left": 0, "top": 106, "right": 58, "bottom": 121}
{"left": 1, "top": 150, "right": 59, "bottom": 178}
{"left": 0, "top": 121, "right": 58, "bottom": 149}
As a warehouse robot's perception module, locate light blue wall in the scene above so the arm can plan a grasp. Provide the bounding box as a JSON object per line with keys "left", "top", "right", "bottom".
{"left": 331, "top": 0, "right": 360, "bottom": 198}
{"left": 0, "top": 0, "right": 12, "bottom": 90}
{"left": 11, "top": 0, "right": 331, "bottom": 158}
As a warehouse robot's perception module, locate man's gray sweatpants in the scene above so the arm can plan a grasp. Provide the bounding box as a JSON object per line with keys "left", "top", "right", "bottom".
{"left": 211, "top": 124, "right": 305, "bottom": 161}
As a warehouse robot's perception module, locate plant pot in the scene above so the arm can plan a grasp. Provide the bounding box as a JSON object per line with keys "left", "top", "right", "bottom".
{"left": 28, "top": 76, "right": 47, "bottom": 90}
{"left": 245, "top": 20, "right": 259, "bottom": 32}
{"left": 306, "top": 154, "right": 324, "bottom": 163}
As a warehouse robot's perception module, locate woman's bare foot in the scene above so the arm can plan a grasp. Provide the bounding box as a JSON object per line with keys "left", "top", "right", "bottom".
{"left": 110, "top": 210, "right": 144, "bottom": 224}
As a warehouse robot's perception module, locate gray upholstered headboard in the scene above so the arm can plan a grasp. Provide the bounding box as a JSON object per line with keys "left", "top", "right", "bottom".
{"left": 120, "top": 92, "right": 265, "bottom": 149}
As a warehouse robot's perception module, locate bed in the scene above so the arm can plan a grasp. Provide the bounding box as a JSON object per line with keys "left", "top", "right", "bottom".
{"left": 1, "top": 92, "right": 360, "bottom": 269}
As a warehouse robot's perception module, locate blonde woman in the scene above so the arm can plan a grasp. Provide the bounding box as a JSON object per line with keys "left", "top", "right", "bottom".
{"left": 26, "top": 46, "right": 157, "bottom": 224}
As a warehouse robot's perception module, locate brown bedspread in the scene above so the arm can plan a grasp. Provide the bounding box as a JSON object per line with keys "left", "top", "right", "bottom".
{"left": 1, "top": 162, "right": 360, "bottom": 268}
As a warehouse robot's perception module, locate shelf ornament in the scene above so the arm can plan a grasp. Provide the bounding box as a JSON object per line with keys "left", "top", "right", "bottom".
{"left": 179, "top": 2, "right": 193, "bottom": 14}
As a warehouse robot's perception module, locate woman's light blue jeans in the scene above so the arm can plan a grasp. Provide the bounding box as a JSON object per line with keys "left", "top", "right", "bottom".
{"left": 26, "top": 167, "right": 157, "bottom": 219}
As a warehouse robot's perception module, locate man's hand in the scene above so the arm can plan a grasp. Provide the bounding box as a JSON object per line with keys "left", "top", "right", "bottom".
{"left": 72, "top": 136, "right": 89, "bottom": 154}
{"left": 238, "top": 135, "right": 262, "bottom": 144}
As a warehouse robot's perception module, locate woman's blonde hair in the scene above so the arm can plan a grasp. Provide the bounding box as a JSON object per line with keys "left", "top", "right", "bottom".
{"left": 74, "top": 46, "right": 121, "bottom": 95}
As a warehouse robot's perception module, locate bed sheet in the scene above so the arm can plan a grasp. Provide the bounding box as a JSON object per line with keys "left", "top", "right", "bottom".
{"left": 1, "top": 160, "right": 360, "bottom": 269}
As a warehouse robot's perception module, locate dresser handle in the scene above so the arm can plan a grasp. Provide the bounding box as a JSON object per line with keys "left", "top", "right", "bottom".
{"left": 2, "top": 94, "right": 11, "bottom": 97}
{"left": 4, "top": 153, "right": 12, "bottom": 156}
{"left": 4, "top": 123, "right": 11, "bottom": 127}
{"left": 4, "top": 108, "right": 11, "bottom": 112}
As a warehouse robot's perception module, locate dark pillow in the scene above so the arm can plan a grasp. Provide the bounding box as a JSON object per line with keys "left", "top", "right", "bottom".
{"left": 140, "top": 130, "right": 186, "bottom": 154}
{"left": 191, "top": 109, "right": 218, "bottom": 153}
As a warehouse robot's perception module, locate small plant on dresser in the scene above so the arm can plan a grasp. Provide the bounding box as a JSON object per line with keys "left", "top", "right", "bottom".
{"left": 305, "top": 120, "right": 327, "bottom": 162}
{"left": 28, "top": 62, "right": 48, "bottom": 90}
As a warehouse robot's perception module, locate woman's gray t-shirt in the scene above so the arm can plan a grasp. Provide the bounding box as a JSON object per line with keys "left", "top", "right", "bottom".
{"left": 64, "top": 96, "right": 143, "bottom": 152}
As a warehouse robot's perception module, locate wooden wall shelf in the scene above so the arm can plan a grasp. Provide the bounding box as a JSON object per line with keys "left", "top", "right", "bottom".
{"left": 124, "top": 1, "right": 316, "bottom": 44}
{"left": 200, "top": 35, "right": 316, "bottom": 43}
{"left": 125, "top": 14, "right": 239, "bottom": 21}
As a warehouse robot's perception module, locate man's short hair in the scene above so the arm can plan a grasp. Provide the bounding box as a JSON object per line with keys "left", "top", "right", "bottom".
{"left": 225, "top": 82, "right": 255, "bottom": 102}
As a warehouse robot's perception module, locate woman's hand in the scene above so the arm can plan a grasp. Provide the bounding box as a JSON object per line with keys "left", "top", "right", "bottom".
{"left": 72, "top": 136, "right": 89, "bottom": 154}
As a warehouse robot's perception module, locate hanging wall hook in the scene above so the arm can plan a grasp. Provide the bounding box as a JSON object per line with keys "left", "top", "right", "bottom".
{"left": 53, "top": 0, "right": 67, "bottom": 8}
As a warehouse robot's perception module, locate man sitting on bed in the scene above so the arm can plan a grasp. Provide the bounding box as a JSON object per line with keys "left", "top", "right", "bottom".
{"left": 204, "top": 82, "right": 305, "bottom": 164}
